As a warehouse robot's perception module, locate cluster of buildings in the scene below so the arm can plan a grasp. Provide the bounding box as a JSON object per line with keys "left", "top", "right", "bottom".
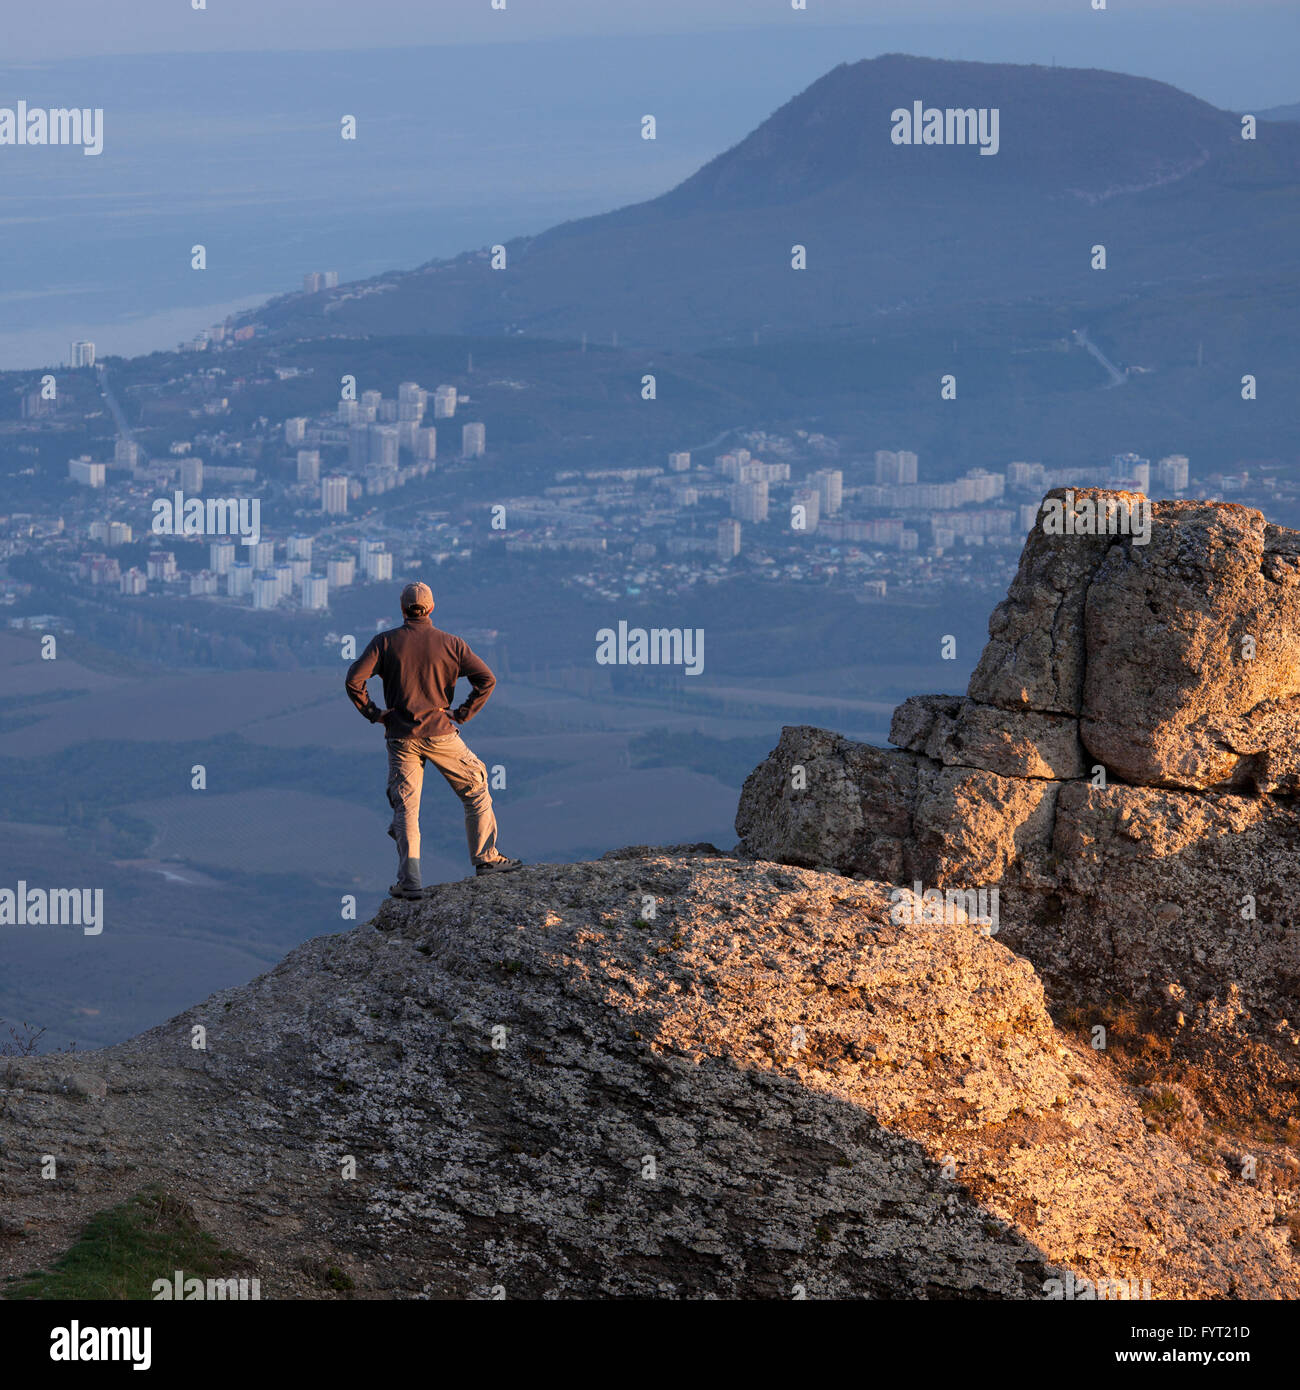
{"left": 208, "top": 531, "right": 372, "bottom": 611}
{"left": 51, "top": 372, "right": 495, "bottom": 611}
{"left": 0, "top": 313, "right": 1237, "bottom": 632}
{"left": 68, "top": 438, "right": 249, "bottom": 493}
{"left": 47, "top": 400, "right": 433, "bottom": 609}
{"left": 724, "top": 447, "right": 1193, "bottom": 557}
{"left": 74, "top": 528, "right": 396, "bottom": 611}
{"left": 285, "top": 381, "right": 486, "bottom": 514}
{"left": 713, "top": 447, "right": 844, "bottom": 530}
{"left": 513, "top": 440, "right": 1200, "bottom": 604}
{"left": 56, "top": 427, "right": 1201, "bottom": 614}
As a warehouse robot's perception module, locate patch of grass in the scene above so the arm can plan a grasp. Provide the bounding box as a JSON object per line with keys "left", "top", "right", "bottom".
{"left": 3, "top": 1187, "right": 243, "bottom": 1301}
{"left": 1140, "top": 1090, "right": 1184, "bottom": 1129}
{"left": 294, "top": 1255, "right": 355, "bottom": 1292}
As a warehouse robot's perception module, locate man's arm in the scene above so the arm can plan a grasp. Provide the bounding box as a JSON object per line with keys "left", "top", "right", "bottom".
{"left": 345, "top": 638, "right": 386, "bottom": 723}
{"left": 451, "top": 641, "right": 496, "bottom": 724}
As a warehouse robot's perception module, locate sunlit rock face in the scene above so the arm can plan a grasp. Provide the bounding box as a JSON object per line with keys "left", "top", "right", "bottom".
{"left": 736, "top": 495, "right": 1300, "bottom": 1029}
{"left": 967, "top": 491, "right": 1300, "bottom": 792}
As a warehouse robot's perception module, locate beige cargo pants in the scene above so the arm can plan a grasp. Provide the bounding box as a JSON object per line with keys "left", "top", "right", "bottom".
{"left": 385, "top": 732, "right": 502, "bottom": 888}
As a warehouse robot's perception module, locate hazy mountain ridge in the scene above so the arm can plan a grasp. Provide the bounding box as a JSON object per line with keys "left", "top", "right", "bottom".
{"left": 651, "top": 55, "right": 1256, "bottom": 205}
{"left": 250, "top": 54, "right": 1300, "bottom": 351}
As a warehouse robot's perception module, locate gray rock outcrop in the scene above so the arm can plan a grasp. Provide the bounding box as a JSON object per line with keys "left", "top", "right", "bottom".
{"left": 2, "top": 853, "right": 1294, "bottom": 1298}
{"left": 736, "top": 493, "right": 1300, "bottom": 1040}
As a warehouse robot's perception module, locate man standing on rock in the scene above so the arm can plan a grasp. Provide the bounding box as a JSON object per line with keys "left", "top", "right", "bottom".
{"left": 345, "top": 581, "right": 521, "bottom": 898}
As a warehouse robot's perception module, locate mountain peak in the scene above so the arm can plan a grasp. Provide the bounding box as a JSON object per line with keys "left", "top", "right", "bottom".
{"left": 657, "top": 52, "right": 1243, "bottom": 213}
{"left": 268, "top": 56, "right": 1299, "bottom": 350}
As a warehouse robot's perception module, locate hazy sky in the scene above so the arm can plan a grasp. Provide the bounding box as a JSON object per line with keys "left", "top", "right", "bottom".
{"left": 12, "top": 0, "right": 1226, "bottom": 53}
{"left": 5, "top": 0, "right": 1294, "bottom": 51}
{"left": 10, "top": 1, "right": 1298, "bottom": 111}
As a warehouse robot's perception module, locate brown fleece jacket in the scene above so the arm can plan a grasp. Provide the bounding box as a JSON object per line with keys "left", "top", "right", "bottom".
{"left": 345, "top": 615, "right": 496, "bottom": 740}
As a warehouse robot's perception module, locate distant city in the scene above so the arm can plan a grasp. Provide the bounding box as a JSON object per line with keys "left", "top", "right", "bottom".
{"left": 3, "top": 284, "right": 1284, "bottom": 641}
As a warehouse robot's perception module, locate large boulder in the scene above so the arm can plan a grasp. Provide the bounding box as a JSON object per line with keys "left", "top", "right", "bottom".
{"left": 732, "top": 725, "right": 916, "bottom": 881}
{"left": 2, "top": 854, "right": 1295, "bottom": 1299}
{"left": 903, "top": 494, "right": 1300, "bottom": 798}
{"left": 736, "top": 725, "right": 1062, "bottom": 893}
{"left": 966, "top": 491, "right": 1300, "bottom": 791}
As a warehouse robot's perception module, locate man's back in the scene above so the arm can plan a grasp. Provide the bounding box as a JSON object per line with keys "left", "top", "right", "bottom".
{"left": 345, "top": 614, "right": 495, "bottom": 740}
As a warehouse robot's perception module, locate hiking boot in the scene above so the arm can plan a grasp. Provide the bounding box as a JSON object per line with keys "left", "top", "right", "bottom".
{"left": 389, "top": 883, "right": 428, "bottom": 900}
{"left": 475, "top": 857, "right": 523, "bottom": 877}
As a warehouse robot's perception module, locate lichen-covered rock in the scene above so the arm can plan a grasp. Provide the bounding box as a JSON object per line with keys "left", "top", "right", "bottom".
{"left": 736, "top": 727, "right": 1061, "bottom": 891}
{"left": 736, "top": 497, "right": 1300, "bottom": 1069}
{"left": 1033, "top": 781, "right": 1300, "bottom": 1014}
{"left": 910, "top": 764, "right": 1059, "bottom": 885}
{"left": 1, "top": 855, "right": 1293, "bottom": 1299}
{"left": 962, "top": 492, "right": 1300, "bottom": 795}
{"left": 737, "top": 721, "right": 1300, "bottom": 1054}
{"left": 964, "top": 493, "right": 1300, "bottom": 790}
